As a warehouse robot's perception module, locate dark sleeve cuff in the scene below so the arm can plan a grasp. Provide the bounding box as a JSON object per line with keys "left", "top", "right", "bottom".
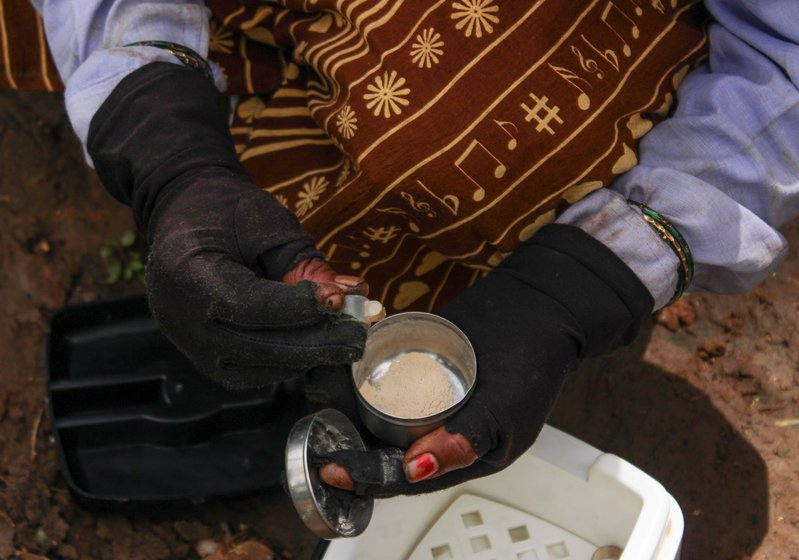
{"left": 500, "top": 224, "right": 654, "bottom": 357}
{"left": 88, "top": 62, "right": 245, "bottom": 231}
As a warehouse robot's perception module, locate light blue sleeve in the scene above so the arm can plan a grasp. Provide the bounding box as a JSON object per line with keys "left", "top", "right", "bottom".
{"left": 31, "top": 0, "right": 221, "bottom": 154}
{"left": 558, "top": 0, "right": 799, "bottom": 309}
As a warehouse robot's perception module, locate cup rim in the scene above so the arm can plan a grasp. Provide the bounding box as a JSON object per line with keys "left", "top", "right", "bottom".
{"left": 351, "top": 311, "right": 476, "bottom": 425}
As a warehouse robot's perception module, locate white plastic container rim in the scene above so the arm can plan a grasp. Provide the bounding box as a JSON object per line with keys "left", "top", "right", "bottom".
{"left": 321, "top": 424, "right": 684, "bottom": 560}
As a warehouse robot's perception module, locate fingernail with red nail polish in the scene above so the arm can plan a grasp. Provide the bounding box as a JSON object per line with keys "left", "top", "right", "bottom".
{"left": 404, "top": 453, "right": 439, "bottom": 482}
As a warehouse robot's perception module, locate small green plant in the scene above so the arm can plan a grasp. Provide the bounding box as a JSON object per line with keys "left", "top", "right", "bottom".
{"left": 100, "top": 230, "right": 146, "bottom": 285}
{"left": 35, "top": 527, "right": 51, "bottom": 551}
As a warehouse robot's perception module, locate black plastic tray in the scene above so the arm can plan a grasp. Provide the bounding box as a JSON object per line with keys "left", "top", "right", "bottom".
{"left": 46, "top": 295, "right": 307, "bottom": 512}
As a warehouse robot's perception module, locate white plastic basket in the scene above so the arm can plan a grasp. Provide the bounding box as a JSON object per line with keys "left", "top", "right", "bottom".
{"left": 321, "top": 425, "right": 683, "bottom": 560}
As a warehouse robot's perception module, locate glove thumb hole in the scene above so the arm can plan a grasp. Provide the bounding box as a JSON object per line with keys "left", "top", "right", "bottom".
{"left": 321, "top": 448, "right": 406, "bottom": 497}
{"left": 318, "top": 462, "right": 355, "bottom": 491}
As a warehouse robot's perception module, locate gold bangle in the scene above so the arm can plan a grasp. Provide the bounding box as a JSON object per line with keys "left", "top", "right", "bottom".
{"left": 630, "top": 201, "right": 693, "bottom": 305}
{"left": 124, "top": 41, "right": 214, "bottom": 83}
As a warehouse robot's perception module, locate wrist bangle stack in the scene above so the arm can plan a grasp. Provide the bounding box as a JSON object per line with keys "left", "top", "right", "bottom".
{"left": 124, "top": 41, "right": 214, "bottom": 83}
{"left": 629, "top": 200, "right": 693, "bottom": 305}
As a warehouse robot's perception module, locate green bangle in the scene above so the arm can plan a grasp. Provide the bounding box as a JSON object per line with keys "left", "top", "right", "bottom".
{"left": 630, "top": 201, "right": 694, "bottom": 305}
{"left": 124, "top": 41, "right": 214, "bottom": 83}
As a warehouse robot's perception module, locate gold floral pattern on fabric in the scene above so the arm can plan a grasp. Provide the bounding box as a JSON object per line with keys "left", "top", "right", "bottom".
{"left": 295, "top": 175, "right": 328, "bottom": 217}
{"left": 335, "top": 105, "right": 358, "bottom": 139}
{"left": 363, "top": 70, "right": 411, "bottom": 119}
{"left": 209, "top": 20, "right": 234, "bottom": 54}
{"left": 411, "top": 28, "right": 445, "bottom": 69}
{"left": 451, "top": 0, "right": 501, "bottom": 39}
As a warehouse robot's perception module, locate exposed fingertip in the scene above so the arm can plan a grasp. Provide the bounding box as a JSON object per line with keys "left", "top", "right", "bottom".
{"left": 403, "top": 453, "right": 439, "bottom": 482}
{"left": 319, "top": 463, "right": 354, "bottom": 490}
{"left": 326, "top": 293, "right": 344, "bottom": 311}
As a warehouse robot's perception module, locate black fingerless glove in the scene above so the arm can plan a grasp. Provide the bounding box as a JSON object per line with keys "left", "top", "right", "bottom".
{"left": 441, "top": 224, "right": 653, "bottom": 466}
{"left": 326, "top": 224, "right": 653, "bottom": 497}
{"left": 88, "top": 62, "right": 366, "bottom": 388}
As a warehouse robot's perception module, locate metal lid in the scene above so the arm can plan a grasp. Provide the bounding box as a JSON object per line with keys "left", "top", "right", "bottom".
{"left": 284, "top": 409, "right": 374, "bottom": 539}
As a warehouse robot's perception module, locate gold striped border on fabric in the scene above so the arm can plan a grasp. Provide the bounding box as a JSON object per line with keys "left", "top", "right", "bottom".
{"left": 305, "top": 0, "right": 404, "bottom": 104}
{"left": 240, "top": 137, "right": 334, "bottom": 161}
{"left": 312, "top": 0, "right": 449, "bottom": 127}
{"left": 0, "top": 0, "right": 62, "bottom": 90}
{"left": 0, "top": 0, "right": 18, "bottom": 89}
{"left": 34, "top": 12, "right": 54, "bottom": 91}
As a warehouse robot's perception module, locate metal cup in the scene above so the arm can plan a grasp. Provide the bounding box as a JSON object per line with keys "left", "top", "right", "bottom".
{"left": 351, "top": 312, "right": 476, "bottom": 448}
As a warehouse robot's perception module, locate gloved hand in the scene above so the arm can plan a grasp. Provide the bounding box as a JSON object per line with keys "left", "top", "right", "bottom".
{"left": 303, "top": 364, "right": 361, "bottom": 421}
{"left": 318, "top": 224, "right": 654, "bottom": 497}
{"left": 87, "top": 62, "right": 367, "bottom": 388}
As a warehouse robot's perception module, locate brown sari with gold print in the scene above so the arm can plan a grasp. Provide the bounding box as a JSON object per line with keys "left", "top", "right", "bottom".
{"left": 2, "top": 0, "right": 709, "bottom": 313}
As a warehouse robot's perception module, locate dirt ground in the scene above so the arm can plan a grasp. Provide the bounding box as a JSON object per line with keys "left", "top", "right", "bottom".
{"left": 1, "top": 89, "right": 797, "bottom": 560}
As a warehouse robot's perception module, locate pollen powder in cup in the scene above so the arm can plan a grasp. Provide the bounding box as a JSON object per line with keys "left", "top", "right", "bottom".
{"left": 359, "top": 352, "right": 455, "bottom": 418}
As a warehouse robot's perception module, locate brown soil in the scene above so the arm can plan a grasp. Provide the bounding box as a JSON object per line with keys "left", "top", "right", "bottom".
{"left": 1, "top": 89, "right": 797, "bottom": 560}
